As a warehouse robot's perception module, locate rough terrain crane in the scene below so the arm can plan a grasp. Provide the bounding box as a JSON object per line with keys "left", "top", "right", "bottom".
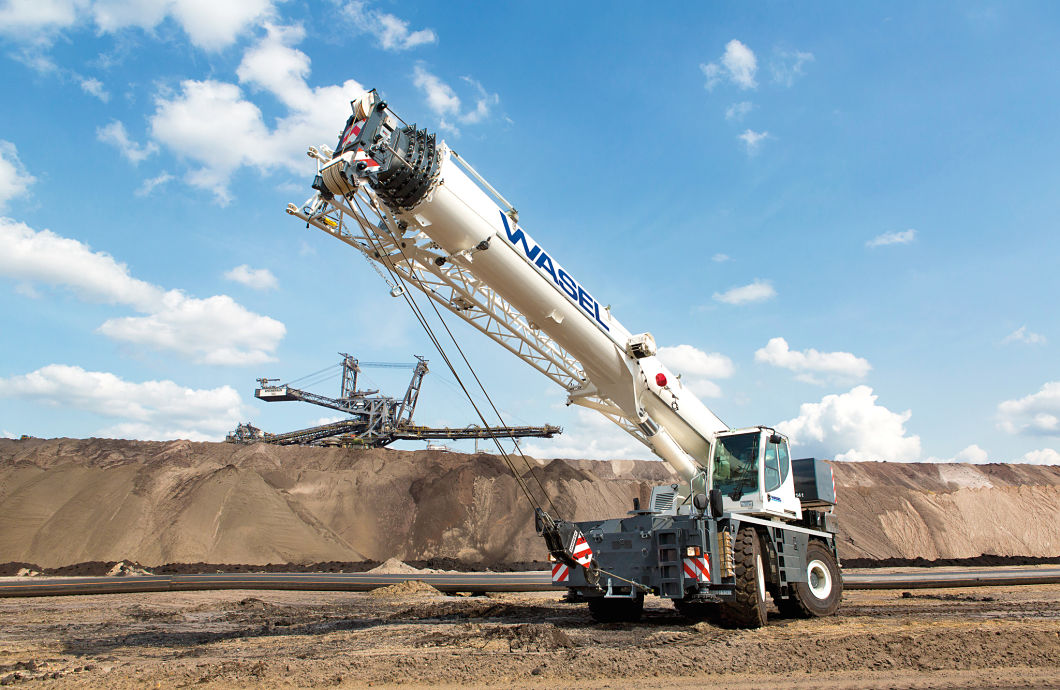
{"left": 286, "top": 90, "right": 842, "bottom": 627}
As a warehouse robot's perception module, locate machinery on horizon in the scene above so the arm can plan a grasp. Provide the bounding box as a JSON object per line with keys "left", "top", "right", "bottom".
{"left": 285, "top": 89, "right": 842, "bottom": 627}
{"left": 226, "top": 352, "right": 562, "bottom": 448}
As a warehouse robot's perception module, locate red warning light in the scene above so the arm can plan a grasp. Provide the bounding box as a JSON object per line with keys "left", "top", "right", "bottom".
{"left": 655, "top": 373, "right": 667, "bottom": 387}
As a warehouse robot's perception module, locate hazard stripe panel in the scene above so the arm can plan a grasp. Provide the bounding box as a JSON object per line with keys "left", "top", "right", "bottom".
{"left": 682, "top": 555, "right": 711, "bottom": 582}
{"left": 551, "top": 563, "right": 570, "bottom": 582}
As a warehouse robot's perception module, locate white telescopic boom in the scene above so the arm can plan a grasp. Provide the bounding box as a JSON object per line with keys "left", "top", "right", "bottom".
{"left": 294, "top": 92, "right": 728, "bottom": 480}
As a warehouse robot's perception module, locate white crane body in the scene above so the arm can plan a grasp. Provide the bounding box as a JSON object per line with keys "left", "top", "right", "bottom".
{"left": 287, "top": 90, "right": 842, "bottom": 626}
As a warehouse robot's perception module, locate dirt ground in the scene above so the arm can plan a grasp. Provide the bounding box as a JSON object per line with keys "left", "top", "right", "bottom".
{"left": 0, "top": 578, "right": 1057, "bottom": 689}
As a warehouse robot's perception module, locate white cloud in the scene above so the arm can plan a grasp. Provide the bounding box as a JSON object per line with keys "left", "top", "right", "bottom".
{"left": 955, "top": 444, "right": 989, "bottom": 463}
{"left": 713, "top": 279, "right": 776, "bottom": 305}
{"left": 657, "top": 344, "right": 735, "bottom": 398}
{"left": 725, "top": 101, "right": 753, "bottom": 121}
{"left": 738, "top": 128, "right": 769, "bottom": 154}
{"left": 412, "top": 65, "right": 498, "bottom": 133}
{"left": 777, "top": 385, "right": 921, "bottom": 462}
{"left": 523, "top": 408, "right": 652, "bottom": 461}
{"left": 711, "top": 253, "right": 731, "bottom": 263}
{"left": 97, "top": 120, "right": 158, "bottom": 164}
{"left": 0, "top": 364, "right": 243, "bottom": 441}
{"left": 771, "top": 49, "right": 814, "bottom": 86}
{"left": 224, "top": 264, "right": 277, "bottom": 290}
{"left": 92, "top": 0, "right": 274, "bottom": 50}
{"left": 79, "top": 76, "right": 109, "bottom": 101}
{"left": 136, "top": 171, "right": 173, "bottom": 196}
{"left": 998, "top": 381, "right": 1060, "bottom": 436}
{"left": 1020, "top": 448, "right": 1060, "bottom": 465}
{"left": 0, "top": 218, "right": 285, "bottom": 364}
{"left": 1003, "top": 325, "right": 1046, "bottom": 346}
{"left": 2, "top": 430, "right": 16, "bottom": 439}
{"left": 701, "top": 39, "right": 758, "bottom": 90}
{"left": 0, "top": 0, "right": 274, "bottom": 49}
{"left": 0, "top": 141, "right": 36, "bottom": 209}
{"left": 0, "top": 0, "right": 80, "bottom": 40}
{"left": 150, "top": 26, "right": 364, "bottom": 202}
{"left": 754, "top": 337, "right": 871, "bottom": 384}
{"left": 342, "top": 1, "right": 436, "bottom": 51}
{"left": 867, "top": 228, "right": 916, "bottom": 248}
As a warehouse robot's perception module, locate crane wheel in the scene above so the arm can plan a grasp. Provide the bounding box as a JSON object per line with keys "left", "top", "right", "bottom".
{"left": 587, "top": 595, "right": 644, "bottom": 623}
{"left": 718, "top": 526, "right": 768, "bottom": 628}
{"left": 777, "top": 540, "right": 843, "bottom": 618}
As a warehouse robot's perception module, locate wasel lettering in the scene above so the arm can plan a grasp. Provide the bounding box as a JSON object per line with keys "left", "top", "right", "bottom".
{"left": 499, "top": 212, "right": 609, "bottom": 332}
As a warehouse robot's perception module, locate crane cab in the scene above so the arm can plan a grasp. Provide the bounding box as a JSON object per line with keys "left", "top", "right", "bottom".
{"left": 707, "top": 427, "right": 802, "bottom": 520}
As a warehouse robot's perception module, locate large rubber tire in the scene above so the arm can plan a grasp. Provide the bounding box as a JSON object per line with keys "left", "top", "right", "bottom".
{"left": 780, "top": 540, "right": 843, "bottom": 617}
{"left": 588, "top": 595, "right": 644, "bottom": 623}
{"left": 719, "top": 527, "right": 768, "bottom": 628}
{"left": 674, "top": 599, "right": 721, "bottom": 623}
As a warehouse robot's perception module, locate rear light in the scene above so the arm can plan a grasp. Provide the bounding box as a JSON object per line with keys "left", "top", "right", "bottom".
{"left": 655, "top": 373, "right": 667, "bottom": 387}
{"left": 685, "top": 546, "right": 701, "bottom": 557}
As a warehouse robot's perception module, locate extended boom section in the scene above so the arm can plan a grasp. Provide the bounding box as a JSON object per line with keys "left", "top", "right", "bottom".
{"left": 288, "top": 90, "right": 843, "bottom": 627}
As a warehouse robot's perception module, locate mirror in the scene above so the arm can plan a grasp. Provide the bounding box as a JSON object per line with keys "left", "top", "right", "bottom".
{"left": 692, "top": 493, "right": 708, "bottom": 511}
{"left": 768, "top": 433, "right": 783, "bottom": 445}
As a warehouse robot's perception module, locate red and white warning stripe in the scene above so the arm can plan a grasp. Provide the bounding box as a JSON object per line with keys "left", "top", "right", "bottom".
{"left": 682, "top": 555, "right": 711, "bottom": 582}
{"left": 551, "top": 562, "right": 570, "bottom": 582}
{"left": 338, "top": 120, "right": 365, "bottom": 151}
{"left": 570, "top": 533, "right": 593, "bottom": 567}
{"left": 353, "top": 147, "right": 380, "bottom": 170}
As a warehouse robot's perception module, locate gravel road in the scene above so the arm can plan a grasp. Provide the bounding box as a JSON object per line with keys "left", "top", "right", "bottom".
{"left": 0, "top": 580, "right": 1057, "bottom": 688}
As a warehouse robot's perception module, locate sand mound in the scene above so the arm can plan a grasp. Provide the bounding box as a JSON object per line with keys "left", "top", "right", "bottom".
{"left": 366, "top": 558, "right": 424, "bottom": 575}
{"left": 0, "top": 438, "right": 1058, "bottom": 566}
{"left": 106, "top": 561, "right": 152, "bottom": 577}
{"left": 368, "top": 580, "right": 439, "bottom": 597}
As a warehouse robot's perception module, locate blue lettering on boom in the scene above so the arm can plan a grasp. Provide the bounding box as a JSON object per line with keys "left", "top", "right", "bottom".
{"left": 499, "top": 211, "right": 610, "bottom": 332}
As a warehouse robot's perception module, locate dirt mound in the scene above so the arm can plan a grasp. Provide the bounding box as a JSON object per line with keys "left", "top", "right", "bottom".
{"left": 368, "top": 580, "right": 439, "bottom": 597}
{"left": 366, "top": 558, "right": 424, "bottom": 575}
{"left": 0, "top": 438, "right": 1058, "bottom": 567}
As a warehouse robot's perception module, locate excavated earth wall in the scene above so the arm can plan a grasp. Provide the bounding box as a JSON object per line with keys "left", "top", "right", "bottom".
{"left": 0, "top": 438, "right": 1057, "bottom": 567}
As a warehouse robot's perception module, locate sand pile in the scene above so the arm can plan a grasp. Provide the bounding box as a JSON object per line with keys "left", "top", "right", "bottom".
{"left": 0, "top": 437, "right": 1057, "bottom": 567}
{"left": 368, "top": 580, "right": 439, "bottom": 597}
{"left": 367, "top": 558, "right": 425, "bottom": 575}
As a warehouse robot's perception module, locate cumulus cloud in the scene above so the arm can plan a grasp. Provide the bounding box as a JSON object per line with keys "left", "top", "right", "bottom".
{"left": 0, "top": 218, "right": 285, "bottom": 364}
{"left": 657, "top": 344, "right": 735, "bottom": 398}
{"left": 701, "top": 39, "right": 758, "bottom": 90}
{"left": 412, "top": 65, "right": 499, "bottom": 133}
{"left": 725, "top": 101, "right": 753, "bottom": 121}
{"left": 0, "top": 141, "right": 36, "bottom": 209}
{"left": 150, "top": 26, "right": 364, "bottom": 202}
{"left": 777, "top": 386, "right": 921, "bottom": 462}
{"left": 97, "top": 120, "right": 158, "bottom": 164}
{"left": 867, "top": 228, "right": 916, "bottom": 248}
{"left": 224, "top": 264, "right": 277, "bottom": 290}
{"left": 754, "top": 337, "right": 871, "bottom": 384}
{"left": 1003, "top": 325, "right": 1046, "bottom": 346}
{"left": 79, "top": 76, "right": 109, "bottom": 101}
{"left": 711, "top": 253, "right": 731, "bottom": 263}
{"left": 0, "top": 0, "right": 274, "bottom": 49}
{"left": 738, "top": 128, "right": 769, "bottom": 154}
{"left": 955, "top": 444, "right": 989, "bottom": 463}
{"left": 523, "top": 408, "right": 652, "bottom": 461}
{"left": 998, "top": 381, "right": 1060, "bottom": 436}
{"left": 771, "top": 49, "right": 814, "bottom": 86}
{"left": 1020, "top": 448, "right": 1060, "bottom": 465}
{"left": 342, "top": 1, "right": 436, "bottom": 51}
{"left": 0, "top": 364, "right": 243, "bottom": 441}
{"left": 713, "top": 279, "right": 775, "bottom": 305}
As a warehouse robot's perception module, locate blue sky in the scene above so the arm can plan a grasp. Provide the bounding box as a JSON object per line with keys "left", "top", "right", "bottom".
{"left": 0, "top": 1, "right": 1057, "bottom": 465}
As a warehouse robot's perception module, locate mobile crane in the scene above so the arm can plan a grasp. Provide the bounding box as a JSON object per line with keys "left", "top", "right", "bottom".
{"left": 286, "top": 90, "right": 842, "bottom": 627}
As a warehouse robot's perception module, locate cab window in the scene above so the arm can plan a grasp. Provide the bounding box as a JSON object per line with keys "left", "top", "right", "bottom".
{"left": 713, "top": 433, "right": 759, "bottom": 499}
{"left": 764, "top": 444, "right": 782, "bottom": 492}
